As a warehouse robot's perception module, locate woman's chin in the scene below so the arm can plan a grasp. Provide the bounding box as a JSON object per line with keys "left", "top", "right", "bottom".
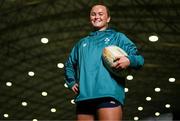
{"left": 93, "top": 24, "right": 101, "bottom": 28}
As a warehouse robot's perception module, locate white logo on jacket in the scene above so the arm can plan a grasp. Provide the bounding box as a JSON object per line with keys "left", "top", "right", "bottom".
{"left": 83, "top": 43, "right": 87, "bottom": 47}
{"left": 104, "top": 38, "right": 110, "bottom": 44}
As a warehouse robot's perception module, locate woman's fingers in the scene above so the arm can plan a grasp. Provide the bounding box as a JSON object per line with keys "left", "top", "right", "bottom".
{"left": 72, "top": 83, "right": 79, "bottom": 94}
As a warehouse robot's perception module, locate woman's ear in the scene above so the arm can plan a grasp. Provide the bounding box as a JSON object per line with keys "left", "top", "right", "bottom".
{"left": 107, "top": 17, "right": 111, "bottom": 23}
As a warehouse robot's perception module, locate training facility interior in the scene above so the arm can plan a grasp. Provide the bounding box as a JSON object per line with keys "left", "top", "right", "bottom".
{"left": 0, "top": 0, "right": 180, "bottom": 120}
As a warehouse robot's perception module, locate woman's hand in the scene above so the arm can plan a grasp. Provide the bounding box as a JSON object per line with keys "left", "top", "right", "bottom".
{"left": 71, "top": 83, "right": 79, "bottom": 94}
{"left": 113, "top": 56, "right": 130, "bottom": 69}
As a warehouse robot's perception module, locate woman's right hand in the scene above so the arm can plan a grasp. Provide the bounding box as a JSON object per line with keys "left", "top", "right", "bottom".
{"left": 71, "top": 83, "right": 79, "bottom": 94}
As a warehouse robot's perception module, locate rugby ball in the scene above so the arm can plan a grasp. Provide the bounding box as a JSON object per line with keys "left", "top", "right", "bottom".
{"left": 102, "top": 45, "right": 129, "bottom": 77}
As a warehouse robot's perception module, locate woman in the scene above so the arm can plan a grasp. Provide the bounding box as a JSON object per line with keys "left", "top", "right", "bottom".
{"left": 65, "top": 4, "right": 144, "bottom": 121}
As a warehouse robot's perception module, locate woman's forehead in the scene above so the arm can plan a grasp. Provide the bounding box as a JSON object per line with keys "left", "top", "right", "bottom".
{"left": 91, "top": 5, "right": 107, "bottom": 12}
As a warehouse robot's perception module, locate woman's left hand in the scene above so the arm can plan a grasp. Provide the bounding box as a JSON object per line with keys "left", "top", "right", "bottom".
{"left": 113, "top": 56, "right": 130, "bottom": 69}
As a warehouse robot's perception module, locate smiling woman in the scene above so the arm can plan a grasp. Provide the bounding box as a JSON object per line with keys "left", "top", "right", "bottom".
{"left": 64, "top": 4, "right": 144, "bottom": 121}
{"left": 90, "top": 5, "right": 110, "bottom": 31}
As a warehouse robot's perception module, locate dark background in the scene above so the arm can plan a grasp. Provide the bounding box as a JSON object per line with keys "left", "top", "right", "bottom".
{"left": 0, "top": 0, "right": 180, "bottom": 120}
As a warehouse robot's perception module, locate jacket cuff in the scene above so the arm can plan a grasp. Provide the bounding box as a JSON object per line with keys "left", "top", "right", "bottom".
{"left": 127, "top": 55, "right": 136, "bottom": 67}
{"left": 66, "top": 78, "right": 76, "bottom": 89}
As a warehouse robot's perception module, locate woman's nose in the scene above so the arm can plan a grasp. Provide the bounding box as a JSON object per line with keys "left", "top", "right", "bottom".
{"left": 95, "top": 15, "right": 100, "bottom": 19}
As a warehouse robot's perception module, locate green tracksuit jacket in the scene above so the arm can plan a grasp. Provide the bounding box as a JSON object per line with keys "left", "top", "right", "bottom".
{"left": 64, "top": 28, "right": 144, "bottom": 105}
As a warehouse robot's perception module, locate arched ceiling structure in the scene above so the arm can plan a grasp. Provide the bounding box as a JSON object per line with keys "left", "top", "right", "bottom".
{"left": 0, "top": 0, "right": 180, "bottom": 120}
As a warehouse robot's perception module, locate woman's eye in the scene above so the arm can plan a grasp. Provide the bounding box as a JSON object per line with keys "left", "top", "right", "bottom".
{"left": 91, "top": 13, "right": 96, "bottom": 16}
{"left": 99, "top": 13, "right": 104, "bottom": 16}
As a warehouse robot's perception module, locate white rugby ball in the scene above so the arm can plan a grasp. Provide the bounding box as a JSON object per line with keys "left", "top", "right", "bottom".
{"left": 102, "top": 45, "right": 129, "bottom": 77}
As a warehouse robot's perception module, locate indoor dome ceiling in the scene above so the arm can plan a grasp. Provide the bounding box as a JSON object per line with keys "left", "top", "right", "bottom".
{"left": 0, "top": 0, "right": 180, "bottom": 120}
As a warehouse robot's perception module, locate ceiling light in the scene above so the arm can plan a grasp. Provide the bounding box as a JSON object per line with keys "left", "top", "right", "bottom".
{"left": 32, "top": 119, "right": 38, "bottom": 121}
{"left": 41, "top": 91, "right": 48, "bottom": 96}
{"left": 125, "top": 88, "right": 129, "bottom": 92}
{"left": 71, "top": 99, "right": 75, "bottom": 104}
{"left": 126, "top": 75, "right": 133, "bottom": 80}
{"left": 146, "top": 96, "right": 151, "bottom": 101}
{"left": 149, "top": 35, "right": 158, "bottom": 42}
{"left": 155, "top": 112, "right": 160, "bottom": 116}
{"left": 165, "top": 104, "right": 171, "bottom": 108}
{"left": 28, "top": 71, "right": 35, "bottom": 76}
{"left": 64, "top": 83, "right": 68, "bottom": 88}
{"left": 41, "top": 38, "right": 49, "bottom": 44}
{"left": 154, "top": 87, "right": 161, "bottom": 92}
{"left": 51, "top": 108, "right": 56, "bottom": 112}
{"left": 57, "top": 63, "right": 64, "bottom": 68}
{"left": 169, "top": 78, "right": 175, "bottom": 82}
{"left": 6, "top": 82, "right": 12, "bottom": 87}
{"left": 134, "top": 116, "right": 139, "bottom": 121}
{"left": 3, "top": 114, "right": 9, "bottom": 118}
{"left": 21, "top": 101, "right": 28, "bottom": 106}
{"left": 138, "top": 106, "right": 143, "bottom": 111}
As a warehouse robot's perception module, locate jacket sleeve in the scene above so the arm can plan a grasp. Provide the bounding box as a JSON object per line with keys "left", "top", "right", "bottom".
{"left": 118, "top": 33, "right": 144, "bottom": 69}
{"left": 64, "top": 44, "right": 78, "bottom": 89}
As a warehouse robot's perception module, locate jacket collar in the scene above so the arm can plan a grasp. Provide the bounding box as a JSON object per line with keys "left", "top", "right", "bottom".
{"left": 89, "top": 28, "right": 115, "bottom": 36}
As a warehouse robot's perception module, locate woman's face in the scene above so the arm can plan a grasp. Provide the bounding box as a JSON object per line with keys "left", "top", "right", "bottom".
{"left": 90, "top": 5, "right": 110, "bottom": 31}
